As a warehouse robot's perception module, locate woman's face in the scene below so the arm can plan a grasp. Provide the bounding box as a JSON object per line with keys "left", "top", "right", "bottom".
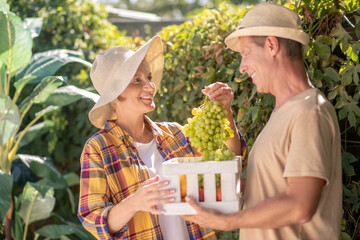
{"left": 115, "top": 61, "right": 156, "bottom": 115}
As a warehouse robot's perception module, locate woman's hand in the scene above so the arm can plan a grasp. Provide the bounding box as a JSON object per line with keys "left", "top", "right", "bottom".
{"left": 107, "top": 175, "right": 174, "bottom": 233}
{"left": 202, "top": 82, "right": 234, "bottom": 111}
{"left": 130, "top": 175, "right": 175, "bottom": 215}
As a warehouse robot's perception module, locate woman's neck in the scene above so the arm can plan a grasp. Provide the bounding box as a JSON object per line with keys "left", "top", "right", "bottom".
{"left": 114, "top": 114, "right": 153, "bottom": 143}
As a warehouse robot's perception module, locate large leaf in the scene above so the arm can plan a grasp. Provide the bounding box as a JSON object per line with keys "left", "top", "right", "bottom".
{"left": 0, "top": 170, "right": 13, "bottom": 222}
{"left": 35, "top": 224, "right": 77, "bottom": 239}
{"left": 0, "top": 11, "right": 32, "bottom": 74}
{"left": 16, "top": 120, "right": 55, "bottom": 148}
{"left": 16, "top": 49, "right": 92, "bottom": 83}
{"left": 44, "top": 85, "right": 99, "bottom": 107}
{"left": 23, "top": 17, "right": 43, "bottom": 39}
{"left": 0, "top": 0, "right": 9, "bottom": 12}
{"left": 13, "top": 196, "right": 23, "bottom": 240}
{"left": 36, "top": 224, "right": 96, "bottom": 239}
{"left": 18, "top": 182, "right": 55, "bottom": 225}
{"left": 0, "top": 60, "right": 5, "bottom": 92}
{"left": 0, "top": 94, "right": 20, "bottom": 145}
{"left": 18, "top": 154, "right": 68, "bottom": 189}
{"left": 19, "top": 76, "right": 65, "bottom": 113}
{"left": 14, "top": 76, "right": 36, "bottom": 93}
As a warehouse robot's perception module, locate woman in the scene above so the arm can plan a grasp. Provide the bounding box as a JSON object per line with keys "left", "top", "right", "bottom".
{"left": 78, "top": 36, "right": 245, "bottom": 239}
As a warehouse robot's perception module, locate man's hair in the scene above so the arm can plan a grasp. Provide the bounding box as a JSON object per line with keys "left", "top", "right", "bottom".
{"left": 250, "top": 36, "right": 303, "bottom": 60}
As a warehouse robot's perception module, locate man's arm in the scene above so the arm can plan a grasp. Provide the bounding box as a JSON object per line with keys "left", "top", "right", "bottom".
{"left": 182, "top": 176, "right": 325, "bottom": 231}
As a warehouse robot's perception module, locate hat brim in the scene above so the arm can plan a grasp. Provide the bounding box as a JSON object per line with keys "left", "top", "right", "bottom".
{"left": 89, "top": 36, "right": 164, "bottom": 129}
{"left": 225, "top": 26, "right": 310, "bottom": 53}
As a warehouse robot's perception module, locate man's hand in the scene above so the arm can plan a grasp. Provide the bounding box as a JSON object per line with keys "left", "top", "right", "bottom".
{"left": 180, "top": 196, "right": 234, "bottom": 231}
{"left": 202, "top": 82, "right": 234, "bottom": 111}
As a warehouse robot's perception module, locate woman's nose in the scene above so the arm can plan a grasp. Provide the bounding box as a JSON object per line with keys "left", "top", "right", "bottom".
{"left": 144, "top": 80, "right": 156, "bottom": 91}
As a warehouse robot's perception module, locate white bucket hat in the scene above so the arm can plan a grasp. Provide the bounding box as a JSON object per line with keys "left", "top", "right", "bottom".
{"left": 225, "top": 3, "right": 310, "bottom": 52}
{"left": 88, "top": 35, "right": 164, "bottom": 129}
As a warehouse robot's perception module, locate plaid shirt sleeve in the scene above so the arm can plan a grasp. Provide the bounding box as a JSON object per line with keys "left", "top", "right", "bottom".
{"left": 78, "top": 137, "right": 125, "bottom": 240}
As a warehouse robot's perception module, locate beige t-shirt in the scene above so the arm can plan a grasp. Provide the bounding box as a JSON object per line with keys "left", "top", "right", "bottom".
{"left": 240, "top": 88, "right": 342, "bottom": 240}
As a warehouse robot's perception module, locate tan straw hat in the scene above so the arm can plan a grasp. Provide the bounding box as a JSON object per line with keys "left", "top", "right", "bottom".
{"left": 225, "top": 3, "right": 310, "bottom": 52}
{"left": 88, "top": 35, "right": 164, "bottom": 129}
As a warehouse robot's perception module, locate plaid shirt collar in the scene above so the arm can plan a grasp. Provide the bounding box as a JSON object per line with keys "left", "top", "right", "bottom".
{"left": 104, "top": 116, "right": 164, "bottom": 142}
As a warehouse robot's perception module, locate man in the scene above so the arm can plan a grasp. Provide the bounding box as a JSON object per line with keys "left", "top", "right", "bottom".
{"left": 182, "top": 3, "right": 342, "bottom": 240}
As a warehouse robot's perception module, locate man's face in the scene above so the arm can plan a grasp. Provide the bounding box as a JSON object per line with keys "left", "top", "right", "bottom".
{"left": 238, "top": 36, "right": 272, "bottom": 93}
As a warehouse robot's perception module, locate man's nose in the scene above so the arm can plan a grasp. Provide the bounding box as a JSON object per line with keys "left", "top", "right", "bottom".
{"left": 239, "top": 61, "right": 247, "bottom": 74}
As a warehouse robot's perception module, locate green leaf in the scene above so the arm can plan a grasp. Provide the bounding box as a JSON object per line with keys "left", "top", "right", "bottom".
{"left": 341, "top": 66, "right": 354, "bottom": 86}
{"left": 0, "top": 94, "right": 20, "bottom": 145}
{"left": 314, "top": 40, "right": 331, "bottom": 59}
{"left": 341, "top": 231, "right": 352, "bottom": 240}
{"left": 347, "top": 111, "right": 356, "bottom": 127}
{"left": 0, "top": 1, "right": 9, "bottom": 12}
{"left": 13, "top": 196, "right": 23, "bottom": 240}
{"left": 18, "top": 182, "right": 55, "bottom": 225}
{"left": 34, "top": 105, "right": 59, "bottom": 118}
{"left": 330, "top": 23, "right": 352, "bottom": 46}
{"left": 19, "top": 76, "right": 65, "bottom": 113}
{"left": 0, "top": 11, "right": 32, "bottom": 75}
{"left": 44, "top": 85, "right": 99, "bottom": 107}
{"left": 0, "top": 170, "right": 13, "bottom": 222}
{"left": 338, "top": 108, "right": 347, "bottom": 121}
{"left": 327, "top": 87, "right": 338, "bottom": 100}
{"left": 64, "top": 172, "right": 80, "bottom": 187}
{"left": 355, "top": 19, "right": 360, "bottom": 39}
{"left": 323, "top": 67, "right": 341, "bottom": 82}
{"left": 351, "top": 102, "right": 360, "bottom": 117}
{"left": 36, "top": 223, "right": 96, "bottom": 240}
{"left": 35, "top": 224, "right": 77, "bottom": 239}
{"left": 15, "top": 49, "right": 91, "bottom": 83}
{"left": 342, "top": 152, "right": 358, "bottom": 177}
{"left": 16, "top": 120, "right": 55, "bottom": 148}
{"left": 0, "top": 60, "right": 5, "bottom": 92}
{"left": 17, "top": 154, "right": 68, "bottom": 189}
{"left": 23, "top": 17, "right": 43, "bottom": 39}
{"left": 13, "top": 76, "right": 36, "bottom": 93}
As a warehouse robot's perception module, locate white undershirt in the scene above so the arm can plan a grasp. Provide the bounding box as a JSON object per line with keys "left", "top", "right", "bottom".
{"left": 134, "top": 140, "right": 189, "bottom": 240}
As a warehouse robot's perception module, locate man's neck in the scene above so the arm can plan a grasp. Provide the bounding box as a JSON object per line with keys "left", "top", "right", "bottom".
{"left": 272, "top": 59, "right": 313, "bottom": 111}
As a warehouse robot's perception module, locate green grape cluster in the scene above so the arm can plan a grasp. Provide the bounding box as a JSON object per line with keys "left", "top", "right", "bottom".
{"left": 183, "top": 99, "right": 236, "bottom": 161}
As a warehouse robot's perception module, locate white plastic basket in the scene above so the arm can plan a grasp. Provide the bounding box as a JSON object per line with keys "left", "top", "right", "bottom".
{"left": 161, "top": 156, "right": 241, "bottom": 215}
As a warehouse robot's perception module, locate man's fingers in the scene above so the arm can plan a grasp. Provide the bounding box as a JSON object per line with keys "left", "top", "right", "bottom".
{"left": 185, "top": 196, "right": 202, "bottom": 213}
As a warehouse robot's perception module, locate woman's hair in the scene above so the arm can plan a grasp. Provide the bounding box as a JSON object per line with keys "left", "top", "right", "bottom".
{"left": 250, "top": 36, "right": 303, "bottom": 60}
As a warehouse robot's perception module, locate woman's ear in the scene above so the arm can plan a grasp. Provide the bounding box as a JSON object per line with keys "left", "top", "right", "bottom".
{"left": 265, "top": 36, "right": 280, "bottom": 57}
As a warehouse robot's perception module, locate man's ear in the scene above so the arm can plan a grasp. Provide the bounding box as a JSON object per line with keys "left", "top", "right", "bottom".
{"left": 265, "top": 36, "right": 280, "bottom": 57}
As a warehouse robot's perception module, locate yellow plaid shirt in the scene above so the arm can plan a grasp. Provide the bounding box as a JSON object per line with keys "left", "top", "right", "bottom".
{"left": 78, "top": 117, "right": 218, "bottom": 239}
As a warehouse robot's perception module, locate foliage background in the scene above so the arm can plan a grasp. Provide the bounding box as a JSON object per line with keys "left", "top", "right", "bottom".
{"left": 3, "top": 0, "right": 360, "bottom": 239}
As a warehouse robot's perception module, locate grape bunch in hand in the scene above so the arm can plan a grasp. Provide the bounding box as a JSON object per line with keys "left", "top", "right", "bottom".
{"left": 183, "top": 97, "right": 236, "bottom": 161}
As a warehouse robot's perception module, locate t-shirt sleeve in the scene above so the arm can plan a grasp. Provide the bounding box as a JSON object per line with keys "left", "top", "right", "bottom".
{"left": 284, "top": 110, "right": 334, "bottom": 185}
